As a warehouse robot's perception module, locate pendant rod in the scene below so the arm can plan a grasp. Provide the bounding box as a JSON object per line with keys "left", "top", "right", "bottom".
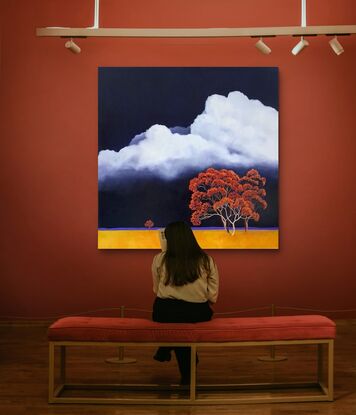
{"left": 301, "top": 0, "right": 307, "bottom": 28}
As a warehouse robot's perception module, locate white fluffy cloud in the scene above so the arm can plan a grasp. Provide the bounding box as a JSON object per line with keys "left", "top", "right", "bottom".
{"left": 98, "top": 91, "right": 278, "bottom": 184}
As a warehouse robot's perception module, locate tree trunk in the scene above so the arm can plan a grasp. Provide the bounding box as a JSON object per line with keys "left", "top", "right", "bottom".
{"left": 221, "top": 217, "right": 229, "bottom": 234}
{"left": 244, "top": 219, "right": 249, "bottom": 232}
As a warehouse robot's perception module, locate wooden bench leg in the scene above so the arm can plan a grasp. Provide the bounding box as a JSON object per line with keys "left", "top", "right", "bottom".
{"left": 318, "top": 340, "right": 334, "bottom": 401}
{"left": 48, "top": 342, "right": 55, "bottom": 403}
{"left": 327, "top": 340, "right": 334, "bottom": 401}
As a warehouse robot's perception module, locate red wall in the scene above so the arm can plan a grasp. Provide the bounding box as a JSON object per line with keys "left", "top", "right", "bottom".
{"left": 1, "top": 0, "right": 356, "bottom": 319}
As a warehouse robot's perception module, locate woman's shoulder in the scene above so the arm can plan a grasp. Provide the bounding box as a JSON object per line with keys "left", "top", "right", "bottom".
{"left": 206, "top": 254, "right": 217, "bottom": 270}
{"left": 153, "top": 251, "right": 165, "bottom": 264}
{"left": 206, "top": 253, "right": 215, "bottom": 263}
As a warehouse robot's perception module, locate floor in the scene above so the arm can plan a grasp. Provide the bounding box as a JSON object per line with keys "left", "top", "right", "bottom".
{"left": 0, "top": 320, "right": 355, "bottom": 415}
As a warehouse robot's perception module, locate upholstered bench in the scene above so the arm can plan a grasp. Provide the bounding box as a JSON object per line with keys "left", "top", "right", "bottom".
{"left": 48, "top": 315, "right": 336, "bottom": 405}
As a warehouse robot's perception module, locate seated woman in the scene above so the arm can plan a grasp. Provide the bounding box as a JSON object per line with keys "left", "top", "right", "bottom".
{"left": 151, "top": 221, "right": 219, "bottom": 384}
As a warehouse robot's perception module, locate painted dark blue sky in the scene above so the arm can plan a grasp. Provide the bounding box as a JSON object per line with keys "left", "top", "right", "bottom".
{"left": 98, "top": 67, "right": 278, "bottom": 152}
{"left": 98, "top": 67, "right": 279, "bottom": 229}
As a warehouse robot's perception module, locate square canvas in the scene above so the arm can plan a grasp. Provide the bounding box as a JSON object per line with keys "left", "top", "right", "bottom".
{"left": 98, "top": 67, "right": 278, "bottom": 249}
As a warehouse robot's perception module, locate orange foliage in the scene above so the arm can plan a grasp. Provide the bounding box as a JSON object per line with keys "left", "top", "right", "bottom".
{"left": 189, "top": 168, "right": 267, "bottom": 234}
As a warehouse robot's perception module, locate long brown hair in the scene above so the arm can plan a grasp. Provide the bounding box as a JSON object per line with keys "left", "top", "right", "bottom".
{"left": 160, "top": 221, "right": 211, "bottom": 286}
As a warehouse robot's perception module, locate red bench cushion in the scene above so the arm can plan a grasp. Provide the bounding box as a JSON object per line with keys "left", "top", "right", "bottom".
{"left": 48, "top": 315, "right": 335, "bottom": 343}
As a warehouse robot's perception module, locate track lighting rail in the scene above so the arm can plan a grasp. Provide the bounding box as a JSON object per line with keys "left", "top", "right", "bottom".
{"left": 36, "top": 25, "right": 356, "bottom": 38}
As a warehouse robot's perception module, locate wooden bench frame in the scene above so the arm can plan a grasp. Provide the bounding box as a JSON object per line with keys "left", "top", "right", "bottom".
{"left": 49, "top": 338, "right": 334, "bottom": 405}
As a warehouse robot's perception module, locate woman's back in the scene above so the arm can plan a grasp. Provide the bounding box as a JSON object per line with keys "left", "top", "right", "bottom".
{"left": 152, "top": 252, "right": 218, "bottom": 304}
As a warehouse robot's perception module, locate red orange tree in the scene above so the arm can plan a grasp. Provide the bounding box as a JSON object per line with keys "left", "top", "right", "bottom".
{"left": 144, "top": 219, "right": 154, "bottom": 229}
{"left": 239, "top": 169, "right": 268, "bottom": 231}
{"left": 189, "top": 168, "right": 244, "bottom": 235}
{"left": 189, "top": 167, "right": 267, "bottom": 234}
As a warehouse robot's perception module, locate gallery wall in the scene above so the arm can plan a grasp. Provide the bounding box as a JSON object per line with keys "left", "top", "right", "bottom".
{"left": 0, "top": 0, "right": 356, "bottom": 319}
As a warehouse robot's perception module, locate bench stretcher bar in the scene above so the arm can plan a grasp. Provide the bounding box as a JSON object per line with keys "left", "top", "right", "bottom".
{"left": 48, "top": 339, "right": 334, "bottom": 405}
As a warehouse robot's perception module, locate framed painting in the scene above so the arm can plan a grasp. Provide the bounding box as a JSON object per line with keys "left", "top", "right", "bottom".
{"left": 98, "top": 67, "right": 278, "bottom": 249}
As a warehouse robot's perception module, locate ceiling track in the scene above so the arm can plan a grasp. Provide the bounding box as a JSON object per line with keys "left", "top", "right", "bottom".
{"left": 36, "top": 25, "right": 356, "bottom": 38}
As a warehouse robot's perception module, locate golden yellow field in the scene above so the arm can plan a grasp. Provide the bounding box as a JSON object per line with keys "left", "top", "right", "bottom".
{"left": 98, "top": 229, "right": 278, "bottom": 249}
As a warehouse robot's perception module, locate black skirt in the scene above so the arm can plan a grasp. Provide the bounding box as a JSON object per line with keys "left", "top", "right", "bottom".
{"left": 152, "top": 297, "right": 213, "bottom": 323}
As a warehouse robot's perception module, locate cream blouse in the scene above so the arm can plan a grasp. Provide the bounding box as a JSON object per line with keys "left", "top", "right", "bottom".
{"left": 152, "top": 252, "right": 219, "bottom": 303}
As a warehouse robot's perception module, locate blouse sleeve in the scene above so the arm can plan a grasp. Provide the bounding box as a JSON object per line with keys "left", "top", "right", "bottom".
{"left": 152, "top": 253, "right": 162, "bottom": 295}
{"left": 207, "top": 256, "right": 219, "bottom": 303}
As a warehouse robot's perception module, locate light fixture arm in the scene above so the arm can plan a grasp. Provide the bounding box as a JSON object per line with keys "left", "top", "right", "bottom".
{"left": 301, "top": 0, "right": 307, "bottom": 28}
{"left": 93, "top": 0, "right": 100, "bottom": 29}
{"left": 86, "top": 0, "right": 100, "bottom": 29}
